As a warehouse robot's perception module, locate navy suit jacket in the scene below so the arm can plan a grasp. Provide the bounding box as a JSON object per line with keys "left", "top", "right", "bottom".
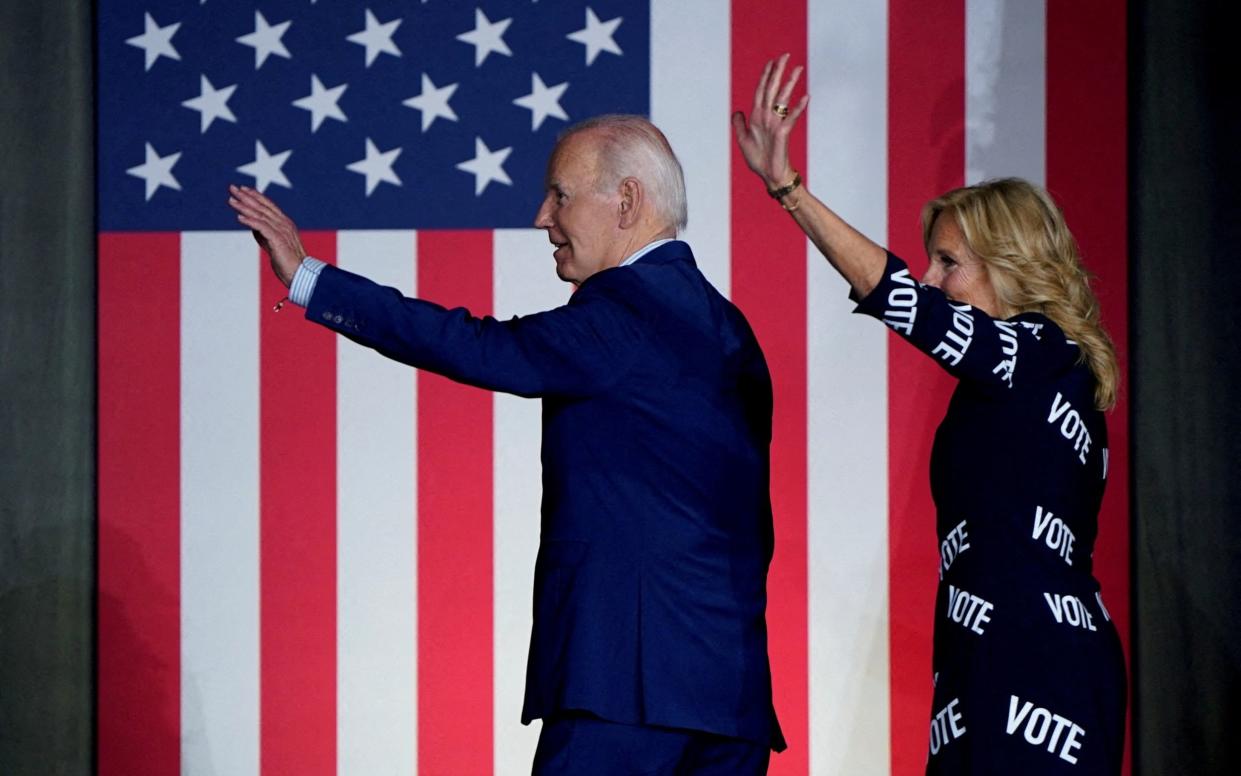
{"left": 306, "top": 240, "right": 784, "bottom": 749}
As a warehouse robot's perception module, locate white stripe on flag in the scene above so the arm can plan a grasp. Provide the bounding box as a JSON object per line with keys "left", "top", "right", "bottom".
{"left": 336, "top": 231, "right": 419, "bottom": 776}
{"left": 650, "top": 0, "right": 732, "bottom": 296}
{"left": 492, "top": 228, "right": 571, "bottom": 775}
{"left": 806, "top": 1, "right": 893, "bottom": 773}
{"left": 966, "top": 0, "right": 1047, "bottom": 185}
{"left": 180, "top": 231, "right": 260, "bottom": 776}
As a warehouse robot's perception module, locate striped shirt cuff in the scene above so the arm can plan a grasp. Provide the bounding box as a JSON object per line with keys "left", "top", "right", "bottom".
{"left": 288, "top": 257, "right": 328, "bottom": 307}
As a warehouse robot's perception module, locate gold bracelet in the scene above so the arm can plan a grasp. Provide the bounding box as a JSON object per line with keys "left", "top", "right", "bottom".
{"left": 767, "top": 170, "right": 802, "bottom": 201}
{"left": 781, "top": 193, "right": 802, "bottom": 213}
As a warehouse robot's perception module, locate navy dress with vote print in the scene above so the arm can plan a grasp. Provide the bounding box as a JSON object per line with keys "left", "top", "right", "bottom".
{"left": 855, "top": 253, "right": 1126, "bottom": 774}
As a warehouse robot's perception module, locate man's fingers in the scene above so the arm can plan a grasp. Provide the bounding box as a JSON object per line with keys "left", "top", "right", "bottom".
{"left": 229, "top": 186, "right": 301, "bottom": 251}
{"left": 235, "top": 213, "right": 271, "bottom": 239}
{"left": 228, "top": 189, "right": 271, "bottom": 221}
{"left": 236, "top": 187, "right": 286, "bottom": 222}
{"left": 229, "top": 184, "right": 288, "bottom": 226}
{"left": 234, "top": 205, "right": 282, "bottom": 239}
{"left": 228, "top": 187, "right": 305, "bottom": 284}
{"left": 227, "top": 195, "right": 264, "bottom": 219}
{"left": 232, "top": 202, "right": 279, "bottom": 237}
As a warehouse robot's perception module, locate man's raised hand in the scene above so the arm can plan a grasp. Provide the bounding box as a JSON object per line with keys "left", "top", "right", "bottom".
{"left": 228, "top": 185, "right": 307, "bottom": 287}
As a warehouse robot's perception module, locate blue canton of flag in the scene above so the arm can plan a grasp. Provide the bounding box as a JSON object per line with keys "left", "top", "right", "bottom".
{"left": 98, "top": 0, "right": 649, "bottom": 230}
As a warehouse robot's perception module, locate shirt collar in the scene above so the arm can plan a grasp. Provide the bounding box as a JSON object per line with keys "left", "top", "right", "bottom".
{"left": 619, "top": 238, "right": 675, "bottom": 267}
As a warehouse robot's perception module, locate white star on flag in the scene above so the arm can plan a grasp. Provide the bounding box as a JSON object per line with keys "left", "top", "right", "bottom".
{"left": 126, "top": 142, "right": 182, "bottom": 200}
{"left": 456, "top": 8, "right": 512, "bottom": 67}
{"left": 236, "top": 11, "right": 292, "bottom": 69}
{"left": 125, "top": 13, "right": 181, "bottom": 71}
{"left": 455, "top": 137, "right": 512, "bottom": 195}
{"left": 181, "top": 75, "right": 237, "bottom": 133}
{"left": 236, "top": 140, "right": 293, "bottom": 193}
{"left": 513, "top": 72, "right": 569, "bottom": 131}
{"left": 347, "top": 9, "right": 402, "bottom": 67}
{"left": 402, "top": 74, "right": 459, "bottom": 132}
{"left": 292, "top": 75, "right": 348, "bottom": 132}
{"left": 346, "top": 138, "right": 403, "bottom": 196}
{"left": 566, "top": 8, "right": 622, "bottom": 66}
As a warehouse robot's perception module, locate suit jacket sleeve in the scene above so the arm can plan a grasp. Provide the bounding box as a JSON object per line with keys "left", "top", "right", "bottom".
{"left": 305, "top": 263, "right": 650, "bottom": 398}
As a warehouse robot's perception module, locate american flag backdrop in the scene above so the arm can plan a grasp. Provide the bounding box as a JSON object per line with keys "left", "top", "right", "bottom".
{"left": 96, "top": 1, "right": 1130, "bottom": 774}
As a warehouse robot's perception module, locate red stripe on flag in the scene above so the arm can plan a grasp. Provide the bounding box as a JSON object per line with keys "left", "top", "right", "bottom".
{"left": 730, "top": 4, "right": 809, "bottom": 771}
{"left": 888, "top": 2, "right": 966, "bottom": 772}
{"left": 1045, "top": 3, "right": 1131, "bottom": 772}
{"left": 260, "top": 233, "right": 337, "bottom": 775}
{"left": 416, "top": 230, "right": 494, "bottom": 774}
{"left": 98, "top": 233, "right": 181, "bottom": 776}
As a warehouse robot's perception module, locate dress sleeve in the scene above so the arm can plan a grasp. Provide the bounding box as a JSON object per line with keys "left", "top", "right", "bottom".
{"left": 852, "top": 252, "right": 1078, "bottom": 390}
{"left": 305, "top": 264, "right": 650, "bottom": 399}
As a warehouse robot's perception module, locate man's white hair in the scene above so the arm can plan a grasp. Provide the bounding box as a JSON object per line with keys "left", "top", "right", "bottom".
{"left": 562, "top": 114, "right": 689, "bottom": 232}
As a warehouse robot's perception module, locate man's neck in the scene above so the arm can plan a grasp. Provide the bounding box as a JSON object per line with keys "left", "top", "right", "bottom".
{"left": 614, "top": 226, "right": 677, "bottom": 266}
{"left": 620, "top": 237, "right": 677, "bottom": 268}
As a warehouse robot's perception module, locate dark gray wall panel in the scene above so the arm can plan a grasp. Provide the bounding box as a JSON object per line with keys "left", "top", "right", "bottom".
{"left": 1132, "top": 1, "right": 1241, "bottom": 773}
{"left": 0, "top": 2, "right": 95, "bottom": 774}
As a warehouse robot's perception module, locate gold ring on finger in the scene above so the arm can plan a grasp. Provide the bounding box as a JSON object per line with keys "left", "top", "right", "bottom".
{"left": 772, "top": 103, "right": 790, "bottom": 118}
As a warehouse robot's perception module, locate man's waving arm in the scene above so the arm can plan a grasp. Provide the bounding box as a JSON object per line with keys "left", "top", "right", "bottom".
{"left": 228, "top": 186, "right": 648, "bottom": 398}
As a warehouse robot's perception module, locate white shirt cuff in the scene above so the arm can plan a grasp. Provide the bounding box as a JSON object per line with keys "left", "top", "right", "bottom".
{"left": 288, "top": 257, "right": 327, "bottom": 307}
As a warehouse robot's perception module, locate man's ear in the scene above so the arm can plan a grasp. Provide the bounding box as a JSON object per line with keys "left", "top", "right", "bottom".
{"left": 618, "top": 177, "right": 642, "bottom": 229}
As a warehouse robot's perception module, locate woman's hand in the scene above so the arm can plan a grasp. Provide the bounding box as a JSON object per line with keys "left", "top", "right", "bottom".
{"left": 228, "top": 184, "right": 307, "bottom": 288}
{"left": 731, "top": 53, "right": 808, "bottom": 190}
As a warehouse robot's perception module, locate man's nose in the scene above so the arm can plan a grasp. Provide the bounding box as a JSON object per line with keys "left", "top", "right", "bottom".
{"left": 533, "top": 198, "right": 552, "bottom": 229}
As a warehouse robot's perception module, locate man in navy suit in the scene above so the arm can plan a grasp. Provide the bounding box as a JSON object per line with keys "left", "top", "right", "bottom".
{"left": 230, "top": 115, "right": 784, "bottom": 774}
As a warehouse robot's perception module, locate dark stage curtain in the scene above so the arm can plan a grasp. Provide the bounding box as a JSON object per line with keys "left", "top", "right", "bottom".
{"left": 0, "top": 2, "right": 95, "bottom": 774}
{"left": 1131, "top": 0, "right": 1241, "bottom": 774}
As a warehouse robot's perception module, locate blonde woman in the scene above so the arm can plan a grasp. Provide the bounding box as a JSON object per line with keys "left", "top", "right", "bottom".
{"left": 733, "top": 56, "right": 1125, "bottom": 774}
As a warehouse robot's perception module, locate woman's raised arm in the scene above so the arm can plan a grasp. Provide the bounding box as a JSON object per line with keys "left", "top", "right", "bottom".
{"left": 731, "top": 53, "right": 888, "bottom": 298}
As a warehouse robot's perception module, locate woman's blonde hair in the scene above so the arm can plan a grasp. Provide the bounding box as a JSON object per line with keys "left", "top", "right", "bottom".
{"left": 921, "top": 178, "right": 1119, "bottom": 410}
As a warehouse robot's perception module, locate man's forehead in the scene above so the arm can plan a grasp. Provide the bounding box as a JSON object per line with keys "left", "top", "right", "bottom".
{"left": 547, "top": 131, "right": 601, "bottom": 179}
